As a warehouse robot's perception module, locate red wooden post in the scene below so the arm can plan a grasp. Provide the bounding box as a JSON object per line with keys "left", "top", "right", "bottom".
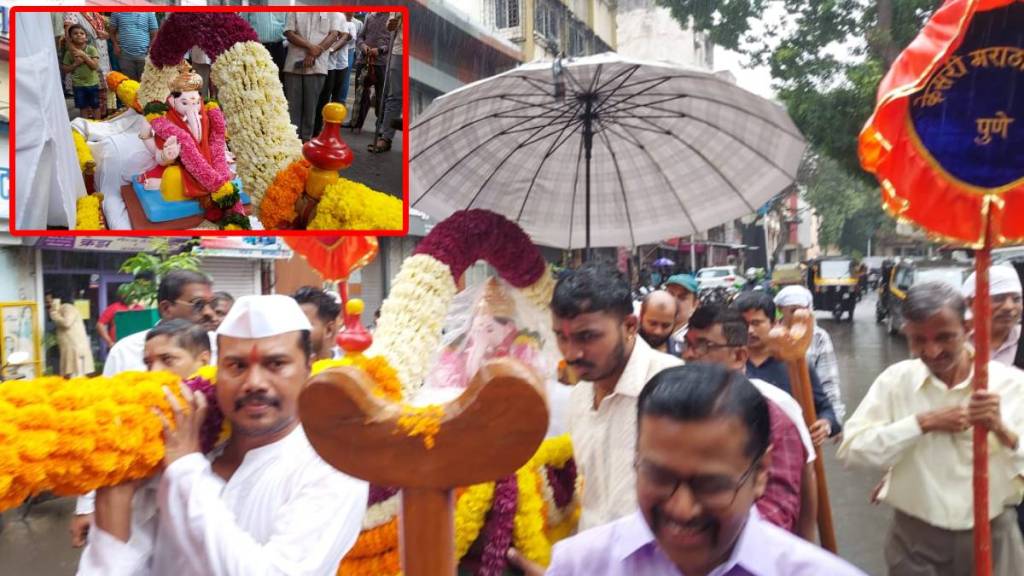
{"left": 972, "top": 216, "right": 993, "bottom": 576}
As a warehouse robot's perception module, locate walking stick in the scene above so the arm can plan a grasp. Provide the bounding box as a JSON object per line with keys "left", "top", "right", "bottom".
{"left": 373, "top": 17, "right": 399, "bottom": 145}
{"left": 772, "top": 310, "right": 838, "bottom": 552}
{"left": 972, "top": 214, "right": 994, "bottom": 576}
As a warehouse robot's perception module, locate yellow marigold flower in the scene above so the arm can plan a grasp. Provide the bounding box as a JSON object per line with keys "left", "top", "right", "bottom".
{"left": 0, "top": 372, "right": 190, "bottom": 512}
{"left": 396, "top": 404, "right": 444, "bottom": 449}
{"left": 72, "top": 131, "right": 96, "bottom": 175}
{"left": 308, "top": 178, "right": 403, "bottom": 231}
{"left": 75, "top": 194, "right": 104, "bottom": 230}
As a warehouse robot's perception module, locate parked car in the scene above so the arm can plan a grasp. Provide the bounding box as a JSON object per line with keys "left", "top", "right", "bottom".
{"left": 877, "top": 259, "right": 973, "bottom": 335}
{"left": 697, "top": 266, "right": 746, "bottom": 290}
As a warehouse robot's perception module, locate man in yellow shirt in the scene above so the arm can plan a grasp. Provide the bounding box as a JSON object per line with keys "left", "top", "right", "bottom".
{"left": 839, "top": 281, "right": 1024, "bottom": 575}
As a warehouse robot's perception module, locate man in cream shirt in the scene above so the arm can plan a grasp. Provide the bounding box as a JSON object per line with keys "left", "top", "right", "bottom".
{"left": 839, "top": 282, "right": 1024, "bottom": 575}
{"left": 77, "top": 295, "right": 368, "bottom": 575}
{"left": 552, "top": 262, "right": 682, "bottom": 531}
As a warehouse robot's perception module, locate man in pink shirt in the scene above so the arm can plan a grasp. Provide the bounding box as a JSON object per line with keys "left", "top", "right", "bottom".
{"left": 510, "top": 363, "right": 864, "bottom": 575}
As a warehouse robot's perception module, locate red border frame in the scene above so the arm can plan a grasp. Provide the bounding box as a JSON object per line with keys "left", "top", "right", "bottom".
{"left": 8, "top": 4, "right": 410, "bottom": 238}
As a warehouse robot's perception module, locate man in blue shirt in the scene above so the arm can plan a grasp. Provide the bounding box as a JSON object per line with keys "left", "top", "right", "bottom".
{"left": 733, "top": 291, "right": 840, "bottom": 447}
{"left": 108, "top": 12, "right": 158, "bottom": 81}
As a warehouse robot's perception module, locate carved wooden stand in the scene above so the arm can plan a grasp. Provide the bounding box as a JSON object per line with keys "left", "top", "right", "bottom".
{"left": 299, "top": 358, "right": 548, "bottom": 576}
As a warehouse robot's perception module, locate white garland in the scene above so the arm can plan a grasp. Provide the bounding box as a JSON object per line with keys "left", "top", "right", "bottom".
{"left": 211, "top": 41, "right": 302, "bottom": 209}
{"left": 362, "top": 493, "right": 400, "bottom": 530}
{"left": 136, "top": 57, "right": 178, "bottom": 109}
{"left": 537, "top": 464, "right": 574, "bottom": 527}
{"left": 366, "top": 255, "right": 456, "bottom": 398}
{"left": 521, "top": 267, "right": 555, "bottom": 314}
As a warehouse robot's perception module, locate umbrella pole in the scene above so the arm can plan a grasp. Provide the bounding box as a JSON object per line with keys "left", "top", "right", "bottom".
{"left": 583, "top": 97, "right": 594, "bottom": 261}
{"left": 973, "top": 216, "right": 994, "bottom": 576}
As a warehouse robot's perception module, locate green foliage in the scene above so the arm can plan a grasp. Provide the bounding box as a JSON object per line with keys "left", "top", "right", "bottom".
{"left": 799, "top": 154, "right": 891, "bottom": 254}
{"left": 116, "top": 239, "right": 202, "bottom": 306}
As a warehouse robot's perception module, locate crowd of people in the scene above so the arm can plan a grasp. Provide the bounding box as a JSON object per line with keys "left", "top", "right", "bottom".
{"left": 41, "top": 257, "right": 1024, "bottom": 575}
{"left": 49, "top": 10, "right": 403, "bottom": 153}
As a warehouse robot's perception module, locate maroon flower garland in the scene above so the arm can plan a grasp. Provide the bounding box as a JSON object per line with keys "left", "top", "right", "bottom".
{"left": 545, "top": 460, "right": 577, "bottom": 509}
{"left": 150, "top": 13, "right": 259, "bottom": 67}
{"left": 369, "top": 485, "right": 400, "bottom": 506}
{"left": 478, "top": 475, "right": 518, "bottom": 576}
{"left": 412, "top": 210, "right": 546, "bottom": 288}
{"left": 182, "top": 373, "right": 223, "bottom": 454}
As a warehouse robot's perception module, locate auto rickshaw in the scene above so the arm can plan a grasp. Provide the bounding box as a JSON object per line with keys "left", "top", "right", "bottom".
{"left": 807, "top": 257, "right": 862, "bottom": 321}
{"left": 876, "top": 258, "right": 973, "bottom": 335}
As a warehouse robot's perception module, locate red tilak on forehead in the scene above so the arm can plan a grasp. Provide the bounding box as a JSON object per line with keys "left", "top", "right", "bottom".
{"left": 556, "top": 319, "right": 574, "bottom": 337}
{"left": 248, "top": 345, "right": 262, "bottom": 364}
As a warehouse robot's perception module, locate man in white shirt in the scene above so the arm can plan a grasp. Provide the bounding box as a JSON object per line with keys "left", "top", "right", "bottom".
{"left": 553, "top": 262, "right": 682, "bottom": 530}
{"left": 292, "top": 285, "right": 342, "bottom": 361}
{"left": 102, "top": 270, "right": 217, "bottom": 377}
{"left": 963, "top": 265, "right": 1022, "bottom": 368}
{"left": 72, "top": 269, "right": 220, "bottom": 540}
{"left": 283, "top": 12, "right": 342, "bottom": 141}
{"left": 839, "top": 281, "right": 1024, "bottom": 576}
{"left": 78, "top": 295, "right": 368, "bottom": 576}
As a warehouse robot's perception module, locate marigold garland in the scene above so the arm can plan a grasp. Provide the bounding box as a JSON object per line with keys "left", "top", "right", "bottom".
{"left": 512, "top": 466, "right": 552, "bottom": 566}
{"left": 396, "top": 404, "right": 444, "bottom": 449}
{"left": 307, "top": 178, "right": 403, "bottom": 231}
{"left": 75, "top": 194, "right": 104, "bottom": 230}
{"left": 454, "top": 482, "right": 496, "bottom": 559}
{"left": 259, "top": 159, "right": 310, "bottom": 229}
{"left": 337, "top": 548, "right": 399, "bottom": 576}
{"left": 346, "top": 517, "right": 399, "bottom": 559}
{"left": 72, "top": 131, "right": 96, "bottom": 175}
{"left": 311, "top": 355, "right": 402, "bottom": 402}
{"left": 0, "top": 372, "right": 183, "bottom": 511}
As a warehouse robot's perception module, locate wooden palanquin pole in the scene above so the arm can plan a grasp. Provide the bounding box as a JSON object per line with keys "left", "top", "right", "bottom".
{"left": 971, "top": 216, "right": 994, "bottom": 575}
{"left": 772, "top": 310, "right": 837, "bottom": 552}
{"left": 298, "top": 358, "right": 548, "bottom": 575}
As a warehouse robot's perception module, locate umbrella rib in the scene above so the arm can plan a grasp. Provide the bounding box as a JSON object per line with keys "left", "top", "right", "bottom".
{"left": 410, "top": 98, "right": 569, "bottom": 162}
{"left": 625, "top": 110, "right": 798, "bottom": 182}
{"left": 516, "top": 101, "right": 587, "bottom": 222}
{"left": 408, "top": 92, "right": 563, "bottom": 133}
{"left": 617, "top": 96, "right": 805, "bottom": 142}
{"left": 463, "top": 99, "right": 583, "bottom": 211}
{"left": 518, "top": 115, "right": 588, "bottom": 148}
{"left": 600, "top": 118, "right": 699, "bottom": 233}
{"left": 567, "top": 134, "right": 585, "bottom": 249}
{"left": 595, "top": 120, "right": 637, "bottom": 248}
{"left": 631, "top": 115, "right": 756, "bottom": 213}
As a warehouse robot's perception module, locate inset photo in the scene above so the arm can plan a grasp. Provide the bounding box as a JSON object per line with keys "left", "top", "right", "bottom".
{"left": 10, "top": 6, "right": 407, "bottom": 234}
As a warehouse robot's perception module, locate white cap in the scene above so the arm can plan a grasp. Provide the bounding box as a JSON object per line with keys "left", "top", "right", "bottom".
{"left": 962, "top": 265, "right": 1022, "bottom": 299}
{"left": 217, "top": 294, "right": 312, "bottom": 338}
{"left": 774, "top": 285, "right": 814, "bottom": 309}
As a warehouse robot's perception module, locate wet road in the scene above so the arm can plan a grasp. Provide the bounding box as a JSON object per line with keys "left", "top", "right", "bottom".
{"left": 0, "top": 293, "right": 908, "bottom": 575}
{"left": 818, "top": 292, "right": 910, "bottom": 575}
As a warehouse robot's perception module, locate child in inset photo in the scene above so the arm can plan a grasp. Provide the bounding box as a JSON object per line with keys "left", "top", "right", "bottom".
{"left": 60, "top": 24, "right": 102, "bottom": 120}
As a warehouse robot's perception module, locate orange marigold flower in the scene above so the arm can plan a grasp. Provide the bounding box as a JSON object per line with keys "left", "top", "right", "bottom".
{"left": 259, "top": 159, "right": 310, "bottom": 229}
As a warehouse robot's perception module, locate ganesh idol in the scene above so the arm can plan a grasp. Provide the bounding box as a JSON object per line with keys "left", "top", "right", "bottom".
{"left": 138, "top": 62, "right": 247, "bottom": 227}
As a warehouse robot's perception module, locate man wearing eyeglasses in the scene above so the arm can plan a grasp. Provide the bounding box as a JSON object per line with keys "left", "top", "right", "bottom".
{"left": 683, "top": 304, "right": 819, "bottom": 540}
{"left": 102, "top": 269, "right": 217, "bottom": 378}
{"left": 509, "top": 364, "right": 864, "bottom": 575}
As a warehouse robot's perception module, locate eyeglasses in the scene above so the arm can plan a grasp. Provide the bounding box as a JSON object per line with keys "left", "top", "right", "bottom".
{"left": 175, "top": 298, "right": 216, "bottom": 313}
{"left": 681, "top": 338, "right": 736, "bottom": 357}
{"left": 635, "top": 457, "right": 761, "bottom": 510}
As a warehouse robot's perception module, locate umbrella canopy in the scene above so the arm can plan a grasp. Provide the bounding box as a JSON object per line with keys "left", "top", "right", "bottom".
{"left": 652, "top": 257, "right": 675, "bottom": 267}
{"left": 410, "top": 52, "right": 806, "bottom": 249}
